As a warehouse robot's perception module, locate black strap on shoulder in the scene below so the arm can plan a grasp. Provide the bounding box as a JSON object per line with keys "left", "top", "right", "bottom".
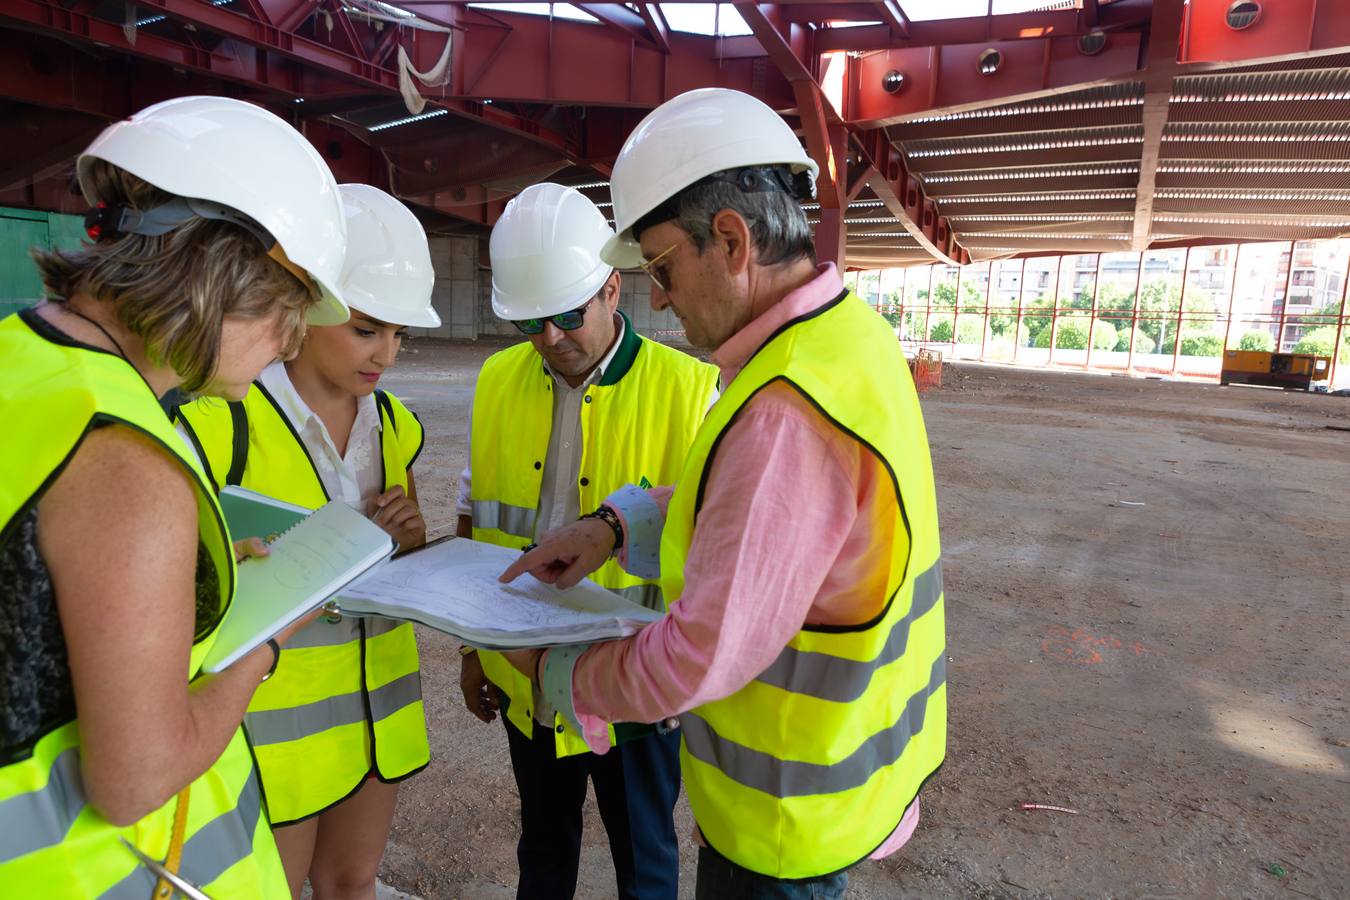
{"left": 375, "top": 389, "right": 396, "bottom": 435}
{"left": 225, "top": 400, "right": 249, "bottom": 487}
{"left": 173, "top": 409, "right": 221, "bottom": 496}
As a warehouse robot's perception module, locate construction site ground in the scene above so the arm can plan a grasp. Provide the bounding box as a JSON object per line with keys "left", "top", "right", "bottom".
{"left": 374, "top": 336, "right": 1350, "bottom": 899}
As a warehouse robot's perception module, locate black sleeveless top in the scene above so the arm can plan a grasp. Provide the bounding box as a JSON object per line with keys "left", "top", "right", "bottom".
{"left": 1, "top": 311, "right": 221, "bottom": 765}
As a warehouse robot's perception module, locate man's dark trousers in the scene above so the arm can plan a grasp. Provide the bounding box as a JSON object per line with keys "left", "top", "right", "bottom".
{"left": 504, "top": 712, "right": 681, "bottom": 900}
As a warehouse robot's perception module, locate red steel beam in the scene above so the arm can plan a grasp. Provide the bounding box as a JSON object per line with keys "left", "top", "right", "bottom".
{"left": 1130, "top": 0, "right": 1186, "bottom": 251}
{"left": 1, "top": 0, "right": 381, "bottom": 98}
{"left": 1180, "top": 0, "right": 1350, "bottom": 63}
{"left": 0, "top": 107, "right": 104, "bottom": 191}
{"left": 850, "top": 32, "right": 1145, "bottom": 128}
{"left": 449, "top": 8, "right": 787, "bottom": 108}
{"left": 1083, "top": 0, "right": 1100, "bottom": 29}
{"left": 114, "top": 0, "right": 403, "bottom": 87}
{"left": 814, "top": 0, "right": 1153, "bottom": 53}
{"left": 732, "top": 4, "right": 823, "bottom": 102}
{"left": 858, "top": 127, "right": 966, "bottom": 266}
{"left": 733, "top": 2, "right": 849, "bottom": 266}
{"left": 575, "top": 3, "right": 662, "bottom": 50}
{"left": 1, "top": 0, "right": 582, "bottom": 159}
{"left": 400, "top": 184, "right": 512, "bottom": 229}
{"left": 637, "top": 3, "right": 670, "bottom": 53}
{"left": 874, "top": 0, "right": 910, "bottom": 39}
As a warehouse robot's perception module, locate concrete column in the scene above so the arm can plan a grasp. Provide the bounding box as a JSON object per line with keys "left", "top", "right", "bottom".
{"left": 419, "top": 235, "right": 481, "bottom": 339}
{"left": 616, "top": 272, "right": 684, "bottom": 342}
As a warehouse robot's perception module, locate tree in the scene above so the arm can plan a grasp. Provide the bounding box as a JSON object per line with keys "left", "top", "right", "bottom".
{"left": 1095, "top": 281, "right": 1137, "bottom": 318}
{"left": 1180, "top": 333, "right": 1224, "bottom": 357}
{"left": 931, "top": 281, "right": 958, "bottom": 308}
{"left": 955, "top": 316, "right": 985, "bottom": 346}
{"left": 928, "top": 317, "right": 954, "bottom": 342}
{"left": 1127, "top": 330, "right": 1156, "bottom": 354}
{"left": 856, "top": 270, "right": 881, "bottom": 305}
{"left": 1292, "top": 326, "right": 1350, "bottom": 362}
{"left": 959, "top": 279, "right": 986, "bottom": 314}
{"left": 1090, "top": 321, "right": 1118, "bottom": 351}
{"left": 1035, "top": 320, "right": 1091, "bottom": 350}
{"left": 1238, "top": 330, "right": 1275, "bottom": 352}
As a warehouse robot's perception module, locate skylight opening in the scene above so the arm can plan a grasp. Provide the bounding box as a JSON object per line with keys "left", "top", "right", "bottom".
{"left": 468, "top": 3, "right": 599, "bottom": 23}
{"left": 657, "top": 4, "right": 752, "bottom": 36}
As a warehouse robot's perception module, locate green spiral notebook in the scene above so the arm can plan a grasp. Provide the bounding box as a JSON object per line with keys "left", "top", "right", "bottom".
{"left": 218, "top": 485, "right": 309, "bottom": 543}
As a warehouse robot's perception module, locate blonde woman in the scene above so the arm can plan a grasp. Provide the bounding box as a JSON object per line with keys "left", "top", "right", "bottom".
{"left": 176, "top": 184, "right": 439, "bottom": 899}
{"left": 0, "top": 96, "right": 350, "bottom": 896}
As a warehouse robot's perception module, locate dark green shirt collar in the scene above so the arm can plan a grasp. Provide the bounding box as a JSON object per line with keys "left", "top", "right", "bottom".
{"left": 536, "top": 309, "right": 644, "bottom": 387}
{"left": 598, "top": 310, "right": 642, "bottom": 386}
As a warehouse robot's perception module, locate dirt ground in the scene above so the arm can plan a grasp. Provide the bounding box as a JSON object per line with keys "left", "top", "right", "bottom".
{"left": 374, "top": 336, "right": 1350, "bottom": 900}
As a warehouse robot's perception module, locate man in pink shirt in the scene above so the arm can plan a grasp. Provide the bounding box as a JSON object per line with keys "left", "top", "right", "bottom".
{"left": 501, "top": 88, "right": 948, "bottom": 899}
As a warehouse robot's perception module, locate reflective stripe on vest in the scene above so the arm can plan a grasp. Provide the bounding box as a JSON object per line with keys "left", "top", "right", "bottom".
{"left": 102, "top": 736, "right": 267, "bottom": 898}
{"left": 0, "top": 312, "right": 285, "bottom": 896}
{"left": 659, "top": 292, "right": 947, "bottom": 879}
{"left": 246, "top": 672, "right": 423, "bottom": 746}
{"left": 753, "top": 560, "right": 943, "bottom": 702}
{"left": 470, "top": 499, "right": 536, "bottom": 541}
{"left": 0, "top": 747, "right": 83, "bottom": 862}
{"left": 470, "top": 334, "right": 718, "bottom": 756}
{"left": 176, "top": 381, "right": 430, "bottom": 824}
{"left": 682, "top": 654, "right": 945, "bottom": 798}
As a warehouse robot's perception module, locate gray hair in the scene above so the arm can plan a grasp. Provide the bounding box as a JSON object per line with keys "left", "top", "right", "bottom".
{"left": 671, "top": 177, "right": 815, "bottom": 267}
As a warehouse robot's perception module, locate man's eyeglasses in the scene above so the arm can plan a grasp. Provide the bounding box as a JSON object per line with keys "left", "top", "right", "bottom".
{"left": 638, "top": 238, "right": 684, "bottom": 292}
{"left": 512, "top": 296, "right": 595, "bottom": 336}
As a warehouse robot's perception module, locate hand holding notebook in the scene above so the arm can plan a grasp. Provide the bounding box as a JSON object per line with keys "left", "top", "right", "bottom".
{"left": 201, "top": 499, "right": 395, "bottom": 673}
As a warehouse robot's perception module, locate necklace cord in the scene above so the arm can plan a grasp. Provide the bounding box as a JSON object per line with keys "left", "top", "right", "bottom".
{"left": 58, "top": 303, "right": 131, "bottom": 361}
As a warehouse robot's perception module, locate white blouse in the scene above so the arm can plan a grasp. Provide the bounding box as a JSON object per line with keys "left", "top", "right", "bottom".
{"left": 257, "top": 362, "right": 384, "bottom": 512}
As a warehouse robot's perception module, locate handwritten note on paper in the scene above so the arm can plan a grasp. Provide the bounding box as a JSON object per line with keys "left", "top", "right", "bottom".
{"left": 261, "top": 508, "right": 382, "bottom": 592}
{"left": 336, "top": 538, "right": 662, "bottom": 648}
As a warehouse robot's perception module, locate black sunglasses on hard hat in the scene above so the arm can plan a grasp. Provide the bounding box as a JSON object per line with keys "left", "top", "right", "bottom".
{"left": 512, "top": 296, "right": 596, "bottom": 336}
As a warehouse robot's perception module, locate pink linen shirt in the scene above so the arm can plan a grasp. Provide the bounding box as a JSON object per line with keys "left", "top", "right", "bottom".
{"left": 559, "top": 263, "right": 919, "bottom": 857}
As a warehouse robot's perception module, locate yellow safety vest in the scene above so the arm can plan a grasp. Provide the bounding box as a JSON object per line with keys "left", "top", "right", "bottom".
{"left": 471, "top": 319, "right": 717, "bottom": 756}
{"left": 0, "top": 309, "right": 287, "bottom": 897}
{"left": 175, "top": 381, "right": 430, "bottom": 825}
{"left": 662, "top": 291, "right": 947, "bottom": 879}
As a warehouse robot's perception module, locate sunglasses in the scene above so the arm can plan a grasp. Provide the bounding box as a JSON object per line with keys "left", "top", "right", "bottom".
{"left": 512, "top": 296, "right": 596, "bottom": 336}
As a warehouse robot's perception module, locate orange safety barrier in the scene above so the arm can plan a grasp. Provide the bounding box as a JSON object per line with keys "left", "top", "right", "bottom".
{"left": 909, "top": 349, "right": 943, "bottom": 392}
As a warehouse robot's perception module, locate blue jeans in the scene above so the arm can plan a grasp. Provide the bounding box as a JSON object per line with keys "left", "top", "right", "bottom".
{"left": 694, "top": 846, "right": 849, "bottom": 899}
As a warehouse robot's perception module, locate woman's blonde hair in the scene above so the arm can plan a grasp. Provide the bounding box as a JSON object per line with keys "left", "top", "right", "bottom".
{"left": 33, "top": 160, "right": 314, "bottom": 392}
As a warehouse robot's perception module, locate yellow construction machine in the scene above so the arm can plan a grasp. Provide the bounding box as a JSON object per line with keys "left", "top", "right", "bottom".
{"left": 1219, "top": 350, "right": 1331, "bottom": 390}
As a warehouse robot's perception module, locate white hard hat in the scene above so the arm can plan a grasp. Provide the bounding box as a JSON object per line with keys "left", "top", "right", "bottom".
{"left": 337, "top": 184, "right": 440, "bottom": 328}
{"left": 78, "top": 95, "right": 350, "bottom": 325}
{"left": 601, "top": 88, "right": 819, "bottom": 269}
{"left": 490, "top": 183, "right": 615, "bottom": 320}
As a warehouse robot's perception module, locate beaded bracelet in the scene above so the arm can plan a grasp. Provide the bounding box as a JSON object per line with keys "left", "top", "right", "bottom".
{"left": 579, "top": 504, "right": 625, "bottom": 553}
